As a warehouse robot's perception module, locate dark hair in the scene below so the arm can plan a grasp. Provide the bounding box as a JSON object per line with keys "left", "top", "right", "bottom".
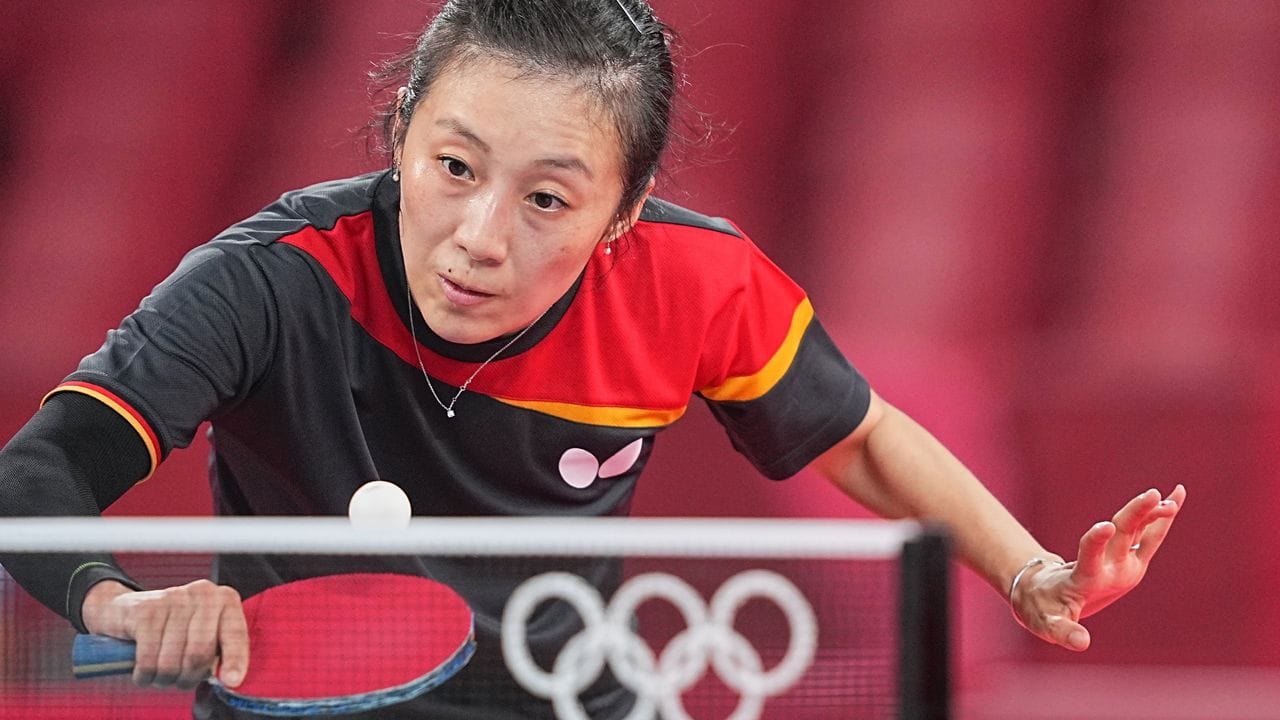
{"left": 373, "top": 0, "right": 675, "bottom": 232}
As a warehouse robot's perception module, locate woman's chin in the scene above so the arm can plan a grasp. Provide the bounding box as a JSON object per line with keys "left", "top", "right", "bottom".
{"left": 423, "top": 312, "right": 507, "bottom": 346}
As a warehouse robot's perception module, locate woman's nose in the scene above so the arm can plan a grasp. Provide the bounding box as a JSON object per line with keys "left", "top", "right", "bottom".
{"left": 453, "top": 191, "right": 510, "bottom": 264}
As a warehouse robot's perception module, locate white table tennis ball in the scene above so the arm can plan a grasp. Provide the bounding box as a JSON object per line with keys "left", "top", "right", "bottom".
{"left": 348, "top": 480, "right": 412, "bottom": 530}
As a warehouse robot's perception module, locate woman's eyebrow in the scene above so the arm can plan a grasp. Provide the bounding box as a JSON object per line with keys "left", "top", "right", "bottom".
{"left": 436, "top": 117, "right": 491, "bottom": 153}
{"left": 534, "top": 156, "right": 594, "bottom": 181}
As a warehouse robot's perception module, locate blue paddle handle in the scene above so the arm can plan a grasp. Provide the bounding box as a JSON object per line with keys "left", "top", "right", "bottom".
{"left": 72, "top": 633, "right": 137, "bottom": 679}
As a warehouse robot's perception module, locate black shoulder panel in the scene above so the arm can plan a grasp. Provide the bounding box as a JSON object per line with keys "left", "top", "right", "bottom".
{"left": 639, "top": 197, "right": 743, "bottom": 238}
{"left": 270, "top": 171, "right": 384, "bottom": 231}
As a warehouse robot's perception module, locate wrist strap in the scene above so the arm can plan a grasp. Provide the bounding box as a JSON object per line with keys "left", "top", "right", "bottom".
{"left": 1008, "top": 557, "right": 1065, "bottom": 628}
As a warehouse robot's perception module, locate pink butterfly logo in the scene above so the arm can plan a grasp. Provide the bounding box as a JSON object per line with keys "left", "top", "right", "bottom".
{"left": 557, "top": 439, "right": 645, "bottom": 489}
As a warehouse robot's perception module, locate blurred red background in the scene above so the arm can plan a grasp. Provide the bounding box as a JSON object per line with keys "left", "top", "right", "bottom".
{"left": 1, "top": 1, "right": 1277, "bottom": 717}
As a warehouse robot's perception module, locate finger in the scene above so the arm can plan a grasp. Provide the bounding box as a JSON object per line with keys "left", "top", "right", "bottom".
{"left": 1111, "top": 489, "right": 1161, "bottom": 540}
{"left": 1139, "top": 499, "right": 1179, "bottom": 523}
{"left": 1075, "top": 521, "right": 1115, "bottom": 577}
{"left": 1044, "top": 614, "right": 1091, "bottom": 652}
{"left": 177, "top": 597, "right": 223, "bottom": 689}
{"left": 1135, "top": 493, "right": 1185, "bottom": 563}
{"left": 130, "top": 606, "right": 168, "bottom": 687}
{"left": 1138, "top": 485, "right": 1184, "bottom": 526}
{"left": 215, "top": 587, "right": 250, "bottom": 688}
{"left": 1127, "top": 498, "right": 1179, "bottom": 548}
{"left": 151, "top": 596, "right": 195, "bottom": 688}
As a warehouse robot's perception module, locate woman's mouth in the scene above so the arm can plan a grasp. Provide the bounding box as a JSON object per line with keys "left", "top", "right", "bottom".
{"left": 438, "top": 275, "right": 494, "bottom": 307}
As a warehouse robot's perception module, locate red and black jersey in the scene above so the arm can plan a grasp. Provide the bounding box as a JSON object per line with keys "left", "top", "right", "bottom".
{"left": 37, "top": 170, "right": 869, "bottom": 718}
{"left": 49, "top": 170, "right": 868, "bottom": 519}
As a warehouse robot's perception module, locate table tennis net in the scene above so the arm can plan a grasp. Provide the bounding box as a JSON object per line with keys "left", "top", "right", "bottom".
{"left": 0, "top": 517, "right": 949, "bottom": 719}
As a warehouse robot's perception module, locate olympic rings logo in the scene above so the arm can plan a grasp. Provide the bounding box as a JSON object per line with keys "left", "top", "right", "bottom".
{"left": 501, "top": 570, "right": 817, "bottom": 720}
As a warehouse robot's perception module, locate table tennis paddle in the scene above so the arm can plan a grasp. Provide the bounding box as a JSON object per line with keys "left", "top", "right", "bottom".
{"left": 71, "top": 573, "right": 474, "bottom": 716}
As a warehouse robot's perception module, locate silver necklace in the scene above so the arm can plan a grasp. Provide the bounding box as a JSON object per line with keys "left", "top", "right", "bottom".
{"left": 405, "top": 281, "right": 548, "bottom": 418}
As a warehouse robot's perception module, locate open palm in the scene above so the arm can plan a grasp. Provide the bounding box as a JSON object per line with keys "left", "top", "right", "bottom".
{"left": 1012, "top": 484, "right": 1186, "bottom": 651}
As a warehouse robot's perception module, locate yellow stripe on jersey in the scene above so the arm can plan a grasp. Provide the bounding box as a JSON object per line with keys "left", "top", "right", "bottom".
{"left": 41, "top": 383, "right": 160, "bottom": 481}
{"left": 494, "top": 397, "right": 687, "bottom": 428}
{"left": 699, "top": 298, "right": 814, "bottom": 403}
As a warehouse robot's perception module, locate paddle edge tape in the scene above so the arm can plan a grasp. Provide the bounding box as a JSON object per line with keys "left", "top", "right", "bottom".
{"left": 211, "top": 623, "right": 477, "bottom": 717}
{"left": 71, "top": 633, "right": 137, "bottom": 679}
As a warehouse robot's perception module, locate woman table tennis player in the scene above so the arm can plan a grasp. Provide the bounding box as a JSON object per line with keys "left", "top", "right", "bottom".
{"left": 0, "top": 0, "right": 1184, "bottom": 717}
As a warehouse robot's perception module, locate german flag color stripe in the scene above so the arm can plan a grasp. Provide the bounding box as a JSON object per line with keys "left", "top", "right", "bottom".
{"left": 699, "top": 298, "right": 814, "bottom": 403}
{"left": 42, "top": 382, "right": 160, "bottom": 481}
{"left": 493, "top": 396, "right": 686, "bottom": 428}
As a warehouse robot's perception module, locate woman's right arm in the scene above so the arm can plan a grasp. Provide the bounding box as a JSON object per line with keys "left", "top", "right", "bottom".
{"left": 0, "top": 242, "right": 280, "bottom": 688}
{"left": 0, "top": 392, "right": 250, "bottom": 688}
{"left": 0, "top": 393, "right": 149, "bottom": 628}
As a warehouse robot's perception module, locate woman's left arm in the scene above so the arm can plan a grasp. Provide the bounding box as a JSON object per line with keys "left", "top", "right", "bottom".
{"left": 810, "top": 390, "right": 1185, "bottom": 651}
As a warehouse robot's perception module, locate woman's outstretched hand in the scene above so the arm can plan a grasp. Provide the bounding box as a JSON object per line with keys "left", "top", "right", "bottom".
{"left": 1010, "top": 484, "right": 1186, "bottom": 651}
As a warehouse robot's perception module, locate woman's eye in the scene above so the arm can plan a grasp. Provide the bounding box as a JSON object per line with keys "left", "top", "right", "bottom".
{"left": 530, "top": 192, "right": 567, "bottom": 211}
{"left": 440, "top": 157, "right": 473, "bottom": 180}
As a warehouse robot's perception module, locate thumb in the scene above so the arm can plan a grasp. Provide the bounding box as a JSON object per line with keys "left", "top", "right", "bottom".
{"left": 1045, "top": 615, "right": 1091, "bottom": 652}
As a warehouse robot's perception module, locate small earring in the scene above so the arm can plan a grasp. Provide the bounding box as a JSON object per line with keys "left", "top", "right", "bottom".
{"left": 604, "top": 239, "right": 613, "bottom": 255}
{"left": 391, "top": 165, "right": 401, "bottom": 182}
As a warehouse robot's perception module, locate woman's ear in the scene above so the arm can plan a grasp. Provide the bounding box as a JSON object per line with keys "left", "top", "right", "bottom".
{"left": 628, "top": 176, "right": 657, "bottom": 226}
{"left": 611, "top": 176, "right": 657, "bottom": 240}
{"left": 392, "top": 86, "right": 412, "bottom": 164}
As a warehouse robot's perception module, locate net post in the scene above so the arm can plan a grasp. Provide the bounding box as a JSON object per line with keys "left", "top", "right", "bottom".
{"left": 898, "top": 523, "right": 951, "bottom": 720}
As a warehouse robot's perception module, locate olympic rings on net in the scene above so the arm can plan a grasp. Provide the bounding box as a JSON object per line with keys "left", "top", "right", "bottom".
{"left": 501, "top": 570, "right": 817, "bottom": 720}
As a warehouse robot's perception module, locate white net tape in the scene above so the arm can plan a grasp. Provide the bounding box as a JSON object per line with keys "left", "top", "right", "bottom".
{"left": 0, "top": 517, "right": 921, "bottom": 557}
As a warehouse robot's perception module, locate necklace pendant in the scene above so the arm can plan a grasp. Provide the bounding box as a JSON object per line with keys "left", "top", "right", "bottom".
{"left": 446, "top": 409, "right": 456, "bottom": 418}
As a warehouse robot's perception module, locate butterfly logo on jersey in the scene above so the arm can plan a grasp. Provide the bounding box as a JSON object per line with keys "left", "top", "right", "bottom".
{"left": 558, "top": 439, "right": 645, "bottom": 489}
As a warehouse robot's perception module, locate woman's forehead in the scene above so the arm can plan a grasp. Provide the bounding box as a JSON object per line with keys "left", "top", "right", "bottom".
{"left": 412, "top": 58, "right": 623, "bottom": 173}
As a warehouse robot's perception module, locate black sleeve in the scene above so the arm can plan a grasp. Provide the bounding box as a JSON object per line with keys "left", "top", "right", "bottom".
{"left": 67, "top": 242, "right": 279, "bottom": 456}
{"left": 0, "top": 392, "right": 149, "bottom": 632}
{"left": 688, "top": 234, "right": 871, "bottom": 480}
{"left": 0, "top": 240, "right": 280, "bottom": 632}
{"left": 702, "top": 318, "right": 870, "bottom": 479}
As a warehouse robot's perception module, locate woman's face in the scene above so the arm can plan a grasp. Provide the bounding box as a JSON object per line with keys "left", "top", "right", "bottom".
{"left": 397, "top": 58, "right": 635, "bottom": 345}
